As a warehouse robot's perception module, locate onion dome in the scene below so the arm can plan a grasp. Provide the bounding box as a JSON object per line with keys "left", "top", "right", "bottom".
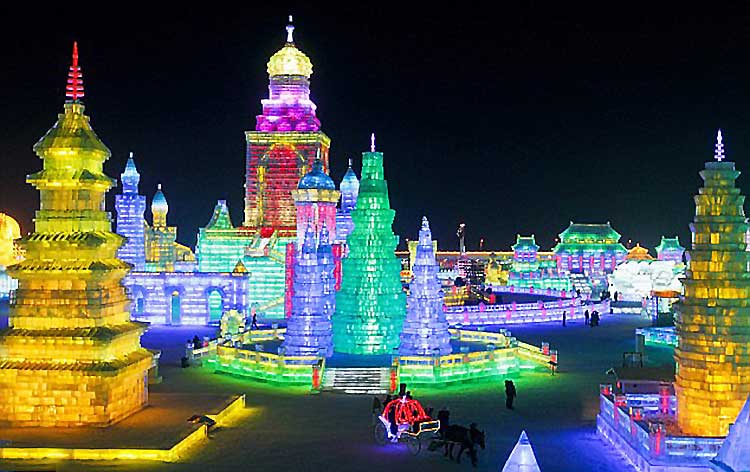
{"left": 267, "top": 15, "right": 313, "bottom": 78}
{"left": 298, "top": 159, "right": 335, "bottom": 190}
{"left": 152, "top": 183, "right": 168, "bottom": 213}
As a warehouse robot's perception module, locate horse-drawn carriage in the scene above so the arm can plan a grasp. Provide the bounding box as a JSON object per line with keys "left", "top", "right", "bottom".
{"left": 373, "top": 396, "right": 440, "bottom": 454}
{"left": 373, "top": 396, "right": 486, "bottom": 465}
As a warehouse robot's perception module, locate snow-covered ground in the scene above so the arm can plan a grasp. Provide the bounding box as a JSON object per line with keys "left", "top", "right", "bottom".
{"left": 0, "top": 311, "right": 666, "bottom": 471}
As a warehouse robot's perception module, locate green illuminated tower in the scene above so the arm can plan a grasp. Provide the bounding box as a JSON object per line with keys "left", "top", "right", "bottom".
{"left": 332, "top": 135, "right": 406, "bottom": 355}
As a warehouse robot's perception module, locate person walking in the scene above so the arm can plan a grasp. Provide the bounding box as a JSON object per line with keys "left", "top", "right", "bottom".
{"left": 562, "top": 310, "right": 567, "bottom": 327}
{"left": 584, "top": 309, "right": 590, "bottom": 326}
{"left": 505, "top": 380, "right": 517, "bottom": 410}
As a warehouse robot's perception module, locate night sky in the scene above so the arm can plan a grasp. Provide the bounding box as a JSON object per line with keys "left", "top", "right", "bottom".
{"left": 2, "top": 5, "right": 750, "bottom": 252}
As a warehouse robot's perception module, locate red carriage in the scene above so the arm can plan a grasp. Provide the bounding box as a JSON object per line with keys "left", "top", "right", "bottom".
{"left": 373, "top": 396, "right": 440, "bottom": 454}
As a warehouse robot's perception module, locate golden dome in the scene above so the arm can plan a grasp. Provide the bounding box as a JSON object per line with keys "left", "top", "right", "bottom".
{"left": 266, "top": 18, "right": 313, "bottom": 78}
{"left": 267, "top": 43, "right": 313, "bottom": 78}
{"left": 0, "top": 213, "right": 20, "bottom": 243}
{"left": 0, "top": 213, "right": 21, "bottom": 267}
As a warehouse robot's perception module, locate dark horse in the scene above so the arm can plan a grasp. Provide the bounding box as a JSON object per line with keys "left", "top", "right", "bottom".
{"left": 443, "top": 423, "right": 486, "bottom": 467}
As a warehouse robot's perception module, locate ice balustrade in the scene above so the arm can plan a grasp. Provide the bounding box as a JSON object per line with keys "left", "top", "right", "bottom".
{"left": 598, "top": 391, "right": 723, "bottom": 462}
{"left": 445, "top": 298, "right": 610, "bottom": 325}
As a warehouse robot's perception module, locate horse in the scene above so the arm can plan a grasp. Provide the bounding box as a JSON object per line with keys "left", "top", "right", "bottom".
{"left": 443, "top": 423, "right": 486, "bottom": 467}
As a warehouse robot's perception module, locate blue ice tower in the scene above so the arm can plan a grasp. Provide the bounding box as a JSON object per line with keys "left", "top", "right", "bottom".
{"left": 398, "top": 216, "right": 452, "bottom": 356}
{"left": 115, "top": 153, "right": 147, "bottom": 270}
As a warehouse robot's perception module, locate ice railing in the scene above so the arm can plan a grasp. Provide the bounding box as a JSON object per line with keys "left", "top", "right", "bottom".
{"left": 598, "top": 386, "right": 723, "bottom": 460}
{"left": 635, "top": 327, "right": 677, "bottom": 347}
{"left": 191, "top": 327, "right": 286, "bottom": 360}
{"left": 445, "top": 297, "right": 610, "bottom": 326}
{"left": 395, "top": 329, "right": 557, "bottom": 383}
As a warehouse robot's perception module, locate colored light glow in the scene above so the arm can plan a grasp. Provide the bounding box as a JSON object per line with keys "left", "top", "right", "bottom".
{"left": 332, "top": 145, "right": 406, "bottom": 355}
{"left": 0, "top": 44, "right": 152, "bottom": 427}
{"left": 675, "top": 149, "right": 750, "bottom": 437}
{"left": 0, "top": 395, "right": 247, "bottom": 462}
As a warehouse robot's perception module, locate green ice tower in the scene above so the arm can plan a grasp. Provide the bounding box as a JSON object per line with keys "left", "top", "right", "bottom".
{"left": 332, "top": 135, "right": 406, "bottom": 354}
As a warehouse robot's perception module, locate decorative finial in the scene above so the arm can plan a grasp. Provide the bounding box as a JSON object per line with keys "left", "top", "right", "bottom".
{"left": 65, "top": 41, "right": 84, "bottom": 101}
{"left": 286, "top": 15, "right": 295, "bottom": 43}
{"left": 348, "top": 157, "right": 353, "bottom": 168}
{"left": 422, "top": 216, "right": 429, "bottom": 229}
{"left": 715, "top": 129, "right": 725, "bottom": 162}
{"left": 157, "top": 183, "right": 162, "bottom": 191}
{"left": 129, "top": 151, "right": 134, "bottom": 159}
{"left": 370, "top": 133, "right": 376, "bottom": 152}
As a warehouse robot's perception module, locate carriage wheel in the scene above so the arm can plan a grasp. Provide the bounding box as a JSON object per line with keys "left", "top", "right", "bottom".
{"left": 374, "top": 422, "right": 388, "bottom": 446}
{"left": 406, "top": 435, "right": 421, "bottom": 455}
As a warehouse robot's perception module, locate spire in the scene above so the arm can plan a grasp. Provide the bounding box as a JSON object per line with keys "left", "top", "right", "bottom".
{"left": 715, "top": 129, "right": 725, "bottom": 162}
{"left": 65, "top": 41, "right": 84, "bottom": 102}
{"left": 370, "top": 133, "right": 376, "bottom": 152}
{"left": 124, "top": 151, "right": 138, "bottom": 174}
{"left": 348, "top": 157, "right": 353, "bottom": 168}
{"left": 286, "top": 15, "right": 295, "bottom": 43}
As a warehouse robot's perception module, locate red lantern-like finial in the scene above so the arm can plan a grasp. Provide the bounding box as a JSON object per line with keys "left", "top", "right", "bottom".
{"left": 65, "top": 41, "right": 84, "bottom": 101}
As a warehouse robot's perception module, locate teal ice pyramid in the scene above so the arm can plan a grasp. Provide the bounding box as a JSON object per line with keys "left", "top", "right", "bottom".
{"left": 501, "top": 430, "right": 541, "bottom": 472}
{"left": 712, "top": 396, "right": 750, "bottom": 472}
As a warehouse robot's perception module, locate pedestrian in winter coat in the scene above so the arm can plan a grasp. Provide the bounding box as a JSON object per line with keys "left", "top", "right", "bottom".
{"left": 505, "top": 380, "right": 517, "bottom": 410}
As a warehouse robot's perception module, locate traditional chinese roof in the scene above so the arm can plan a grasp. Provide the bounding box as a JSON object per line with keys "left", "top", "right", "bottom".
{"left": 626, "top": 243, "right": 653, "bottom": 261}
{"left": 512, "top": 235, "right": 539, "bottom": 252}
{"left": 554, "top": 222, "right": 627, "bottom": 254}
{"left": 655, "top": 236, "right": 684, "bottom": 254}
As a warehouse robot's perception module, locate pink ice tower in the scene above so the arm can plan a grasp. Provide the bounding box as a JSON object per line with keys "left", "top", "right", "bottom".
{"left": 398, "top": 217, "right": 452, "bottom": 356}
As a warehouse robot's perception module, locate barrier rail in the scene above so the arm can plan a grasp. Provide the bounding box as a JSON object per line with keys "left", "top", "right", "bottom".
{"left": 597, "top": 391, "right": 722, "bottom": 466}
{"left": 445, "top": 298, "right": 610, "bottom": 326}
{"left": 207, "top": 344, "right": 321, "bottom": 385}
{"left": 396, "top": 329, "right": 555, "bottom": 385}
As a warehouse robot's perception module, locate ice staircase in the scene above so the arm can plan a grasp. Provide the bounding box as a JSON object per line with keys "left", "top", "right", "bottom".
{"left": 321, "top": 367, "right": 391, "bottom": 395}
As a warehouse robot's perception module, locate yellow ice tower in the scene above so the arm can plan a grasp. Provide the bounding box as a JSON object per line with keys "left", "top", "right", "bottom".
{"left": 0, "top": 43, "right": 153, "bottom": 427}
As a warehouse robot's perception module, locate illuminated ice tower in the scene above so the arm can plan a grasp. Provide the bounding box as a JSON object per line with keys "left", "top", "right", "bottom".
{"left": 332, "top": 137, "right": 406, "bottom": 355}
{"left": 115, "top": 152, "right": 146, "bottom": 270}
{"left": 244, "top": 15, "right": 330, "bottom": 234}
{"left": 145, "top": 184, "right": 177, "bottom": 271}
{"left": 282, "top": 226, "right": 335, "bottom": 357}
{"left": 0, "top": 43, "right": 152, "bottom": 426}
{"left": 398, "top": 217, "right": 451, "bottom": 356}
{"left": 335, "top": 158, "right": 359, "bottom": 244}
{"left": 675, "top": 130, "right": 750, "bottom": 436}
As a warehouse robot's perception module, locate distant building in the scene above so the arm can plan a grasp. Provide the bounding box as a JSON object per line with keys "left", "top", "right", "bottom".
{"left": 507, "top": 235, "right": 570, "bottom": 291}
{"left": 114, "top": 157, "right": 248, "bottom": 326}
{"left": 655, "top": 236, "right": 685, "bottom": 263}
{"left": 553, "top": 222, "right": 627, "bottom": 274}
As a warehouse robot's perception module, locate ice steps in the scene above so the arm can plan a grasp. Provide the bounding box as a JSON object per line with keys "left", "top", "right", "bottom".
{"left": 321, "top": 367, "right": 390, "bottom": 395}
